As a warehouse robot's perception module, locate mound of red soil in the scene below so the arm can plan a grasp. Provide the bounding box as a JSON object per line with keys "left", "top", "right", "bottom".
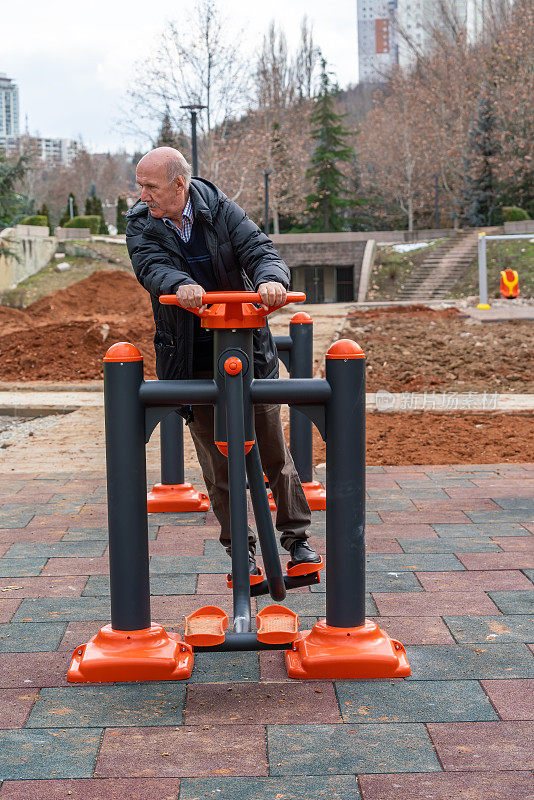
{"left": 0, "top": 272, "right": 158, "bottom": 380}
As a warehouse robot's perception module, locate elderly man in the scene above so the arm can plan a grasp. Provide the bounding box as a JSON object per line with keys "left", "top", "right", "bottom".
{"left": 126, "top": 147, "right": 320, "bottom": 574}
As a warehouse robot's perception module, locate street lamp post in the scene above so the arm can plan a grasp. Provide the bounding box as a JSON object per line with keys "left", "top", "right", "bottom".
{"left": 180, "top": 105, "right": 207, "bottom": 175}
{"left": 263, "top": 170, "right": 272, "bottom": 236}
{"left": 435, "top": 174, "right": 440, "bottom": 229}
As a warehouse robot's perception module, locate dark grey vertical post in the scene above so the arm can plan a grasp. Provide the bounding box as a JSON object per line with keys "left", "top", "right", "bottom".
{"left": 289, "top": 315, "right": 314, "bottom": 484}
{"left": 435, "top": 173, "right": 440, "bottom": 229}
{"left": 478, "top": 232, "right": 489, "bottom": 307}
{"left": 245, "top": 443, "right": 286, "bottom": 602}
{"left": 325, "top": 342, "right": 366, "bottom": 628}
{"left": 224, "top": 364, "right": 252, "bottom": 634}
{"left": 104, "top": 346, "right": 151, "bottom": 631}
{"left": 264, "top": 170, "right": 271, "bottom": 235}
{"left": 160, "top": 412, "right": 185, "bottom": 486}
{"left": 191, "top": 111, "right": 198, "bottom": 175}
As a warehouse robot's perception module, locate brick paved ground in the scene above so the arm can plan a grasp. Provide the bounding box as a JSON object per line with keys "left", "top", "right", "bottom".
{"left": 0, "top": 463, "right": 533, "bottom": 799}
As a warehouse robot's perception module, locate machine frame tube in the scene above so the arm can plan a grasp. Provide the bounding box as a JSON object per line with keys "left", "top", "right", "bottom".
{"left": 289, "top": 316, "right": 314, "bottom": 483}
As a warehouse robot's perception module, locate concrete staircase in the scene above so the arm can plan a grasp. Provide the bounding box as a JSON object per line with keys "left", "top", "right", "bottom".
{"left": 397, "top": 232, "right": 478, "bottom": 301}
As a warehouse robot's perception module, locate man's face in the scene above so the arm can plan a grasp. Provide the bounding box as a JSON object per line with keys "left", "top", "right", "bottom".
{"left": 136, "top": 160, "right": 186, "bottom": 220}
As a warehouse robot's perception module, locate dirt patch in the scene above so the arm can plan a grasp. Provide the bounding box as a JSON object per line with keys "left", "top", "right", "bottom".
{"left": 312, "top": 412, "right": 534, "bottom": 465}
{"left": 343, "top": 305, "right": 534, "bottom": 393}
{"left": 0, "top": 272, "right": 158, "bottom": 381}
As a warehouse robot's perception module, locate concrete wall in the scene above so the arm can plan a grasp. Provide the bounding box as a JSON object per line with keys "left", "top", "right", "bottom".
{"left": 0, "top": 227, "right": 57, "bottom": 292}
{"left": 504, "top": 220, "right": 534, "bottom": 235}
{"left": 55, "top": 227, "right": 91, "bottom": 241}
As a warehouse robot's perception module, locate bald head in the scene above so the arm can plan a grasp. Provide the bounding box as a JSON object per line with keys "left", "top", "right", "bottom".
{"left": 136, "top": 147, "right": 192, "bottom": 224}
{"left": 137, "top": 147, "right": 193, "bottom": 188}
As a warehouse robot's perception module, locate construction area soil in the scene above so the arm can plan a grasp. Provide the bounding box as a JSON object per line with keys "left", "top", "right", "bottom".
{"left": 0, "top": 270, "right": 533, "bottom": 466}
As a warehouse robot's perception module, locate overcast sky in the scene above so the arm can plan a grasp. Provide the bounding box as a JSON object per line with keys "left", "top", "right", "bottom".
{"left": 2, "top": 0, "right": 359, "bottom": 153}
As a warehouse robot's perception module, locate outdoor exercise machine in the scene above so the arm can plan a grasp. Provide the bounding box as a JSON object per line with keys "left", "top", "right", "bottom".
{"left": 147, "top": 312, "right": 326, "bottom": 513}
{"left": 67, "top": 290, "right": 410, "bottom": 682}
{"left": 477, "top": 231, "right": 528, "bottom": 309}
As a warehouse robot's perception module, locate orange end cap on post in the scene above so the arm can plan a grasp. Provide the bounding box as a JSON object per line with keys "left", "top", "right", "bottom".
{"left": 224, "top": 356, "right": 242, "bottom": 375}
{"left": 326, "top": 339, "right": 365, "bottom": 360}
{"left": 290, "top": 312, "right": 313, "bottom": 324}
{"left": 103, "top": 342, "right": 143, "bottom": 362}
{"left": 215, "top": 441, "right": 255, "bottom": 457}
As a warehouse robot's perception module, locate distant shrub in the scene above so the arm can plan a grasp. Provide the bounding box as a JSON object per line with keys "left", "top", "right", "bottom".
{"left": 502, "top": 206, "right": 530, "bottom": 222}
{"left": 64, "top": 215, "right": 101, "bottom": 234}
{"left": 19, "top": 215, "right": 48, "bottom": 226}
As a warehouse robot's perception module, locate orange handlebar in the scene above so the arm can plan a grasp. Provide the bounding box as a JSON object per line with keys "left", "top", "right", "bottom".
{"left": 160, "top": 291, "right": 305, "bottom": 306}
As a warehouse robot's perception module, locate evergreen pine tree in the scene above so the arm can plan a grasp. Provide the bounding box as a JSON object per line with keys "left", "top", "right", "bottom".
{"left": 156, "top": 111, "right": 186, "bottom": 150}
{"left": 59, "top": 193, "right": 79, "bottom": 226}
{"left": 305, "top": 60, "right": 354, "bottom": 232}
{"left": 116, "top": 196, "right": 128, "bottom": 234}
{"left": 461, "top": 92, "right": 500, "bottom": 226}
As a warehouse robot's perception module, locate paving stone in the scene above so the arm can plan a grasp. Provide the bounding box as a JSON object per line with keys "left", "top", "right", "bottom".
{"left": 0, "top": 576, "right": 87, "bottom": 599}
{"left": 366, "top": 554, "right": 464, "bottom": 572}
{"left": 480, "top": 679, "right": 534, "bottom": 720}
{"left": 0, "top": 728, "right": 102, "bottom": 779}
{"left": 151, "top": 593, "right": 238, "bottom": 620}
{"left": 378, "top": 510, "right": 470, "bottom": 524}
{"left": 465, "top": 509, "right": 534, "bottom": 523}
{"left": 0, "top": 558, "right": 46, "bottom": 577}
{"left": 367, "top": 499, "right": 415, "bottom": 510}
{"left": 433, "top": 523, "right": 532, "bottom": 537}
{"left": 405, "top": 643, "right": 534, "bottom": 680}
{"left": 427, "top": 720, "right": 534, "bottom": 770}
{"left": 267, "top": 723, "right": 441, "bottom": 775}
{"left": 13, "top": 597, "right": 110, "bottom": 623}
{"left": 358, "top": 771, "right": 534, "bottom": 800}
{"left": 187, "top": 651, "right": 260, "bottom": 683}
{"left": 5, "top": 542, "right": 107, "bottom": 558}
{"left": 368, "top": 524, "right": 437, "bottom": 539}
{"left": 0, "top": 688, "right": 38, "bottom": 727}
{"left": 256, "top": 592, "right": 377, "bottom": 616}
{"left": 95, "top": 725, "right": 267, "bottom": 777}
{"left": 399, "top": 537, "right": 499, "bottom": 553}
{"left": 179, "top": 776, "right": 360, "bottom": 800}
{"left": 83, "top": 573, "right": 197, "bottom": 596}
{"left": 0, "top": 778, "right": 180, "bottom": 800}
{"left": 0, "top": 528, "right": 65, "bottom": 544}
{"left": 0, "top": 622, "right": 66, "bottom": 653}
{"left": 0, "top": 651, "right": 72, "bottom": 688}
{"left": 150, "top": 536, "right": 205, "bottom": 556}
{"left": 444, "top": 615, "right": 534, "bottom": 643}
{"left": 150, "top": 556, "right": 228, "bottom": 574}
{"left": 494, "top": 497, "right": 534, "bottom": 511}
{"left": 491, "top": 536, "right": 534, "bottom": 551}
{"left": 368, "top": 616, "right": 456, "bottom": 645}
{"left": 364, "top": 537, "right": 403, "bottom": 554}
{"left": 459, "top": 552, "right": 534, "bottom": 570}
{"left": 488, "top": 590, "right": 534, "bottom": 614}
{"left": 185, "top": 681, "right": 341, "bottom": 725}
{"left": 0, "top": 511, "right": 34, "bottom": 529}
{"left": 147, "top": 512, "right": 208, "bottom": 526}
{"left": 0, "top": 600, "right": 19, "bottom": 623}
{"left": 311, "top": 572, "right": 421, "bottom": 594}
{"left": 27, "top": 683, "right": 187, "bottom": 727}
{"left": 416, "top": 570, "right": 533, "bottom": 591}
{"left": 41, "top": 557, "right": 110, "bottom": 576}
{"left": 373, "top": 591, "right": 498, "bottom": 617}
{"left": 336, "top": 679, "right": 497, "bottom": 723}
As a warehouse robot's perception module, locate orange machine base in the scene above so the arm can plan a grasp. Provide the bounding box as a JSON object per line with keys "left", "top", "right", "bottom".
{"left": 67, "top": 624, "right": 194, "bottom": 683}
{"left": 147, "top": 483, "right": 210, "bottom": 513}
{"left": 302, "top": 481, "right": 327, "bottom": 511}
{"left": 285, "top": 619, "right": 411, "bottom": 680}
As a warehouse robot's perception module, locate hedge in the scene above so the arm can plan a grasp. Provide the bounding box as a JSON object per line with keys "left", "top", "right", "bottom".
{"left": 502, "top": 206, "right": 531, "bottom": 222}
{"left": 19, "top": 215, "right": 48, "bottom": 226}
{"left": 64, "top": 215, "right": 101, "bottom": 234}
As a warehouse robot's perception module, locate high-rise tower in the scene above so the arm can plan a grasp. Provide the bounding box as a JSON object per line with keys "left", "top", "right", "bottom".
{"left": 0, "top": 73, "right": 20, "bottom": 139}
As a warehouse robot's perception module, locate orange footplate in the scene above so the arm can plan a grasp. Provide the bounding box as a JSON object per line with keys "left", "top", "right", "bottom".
{"left": 226, "top": 567, "right": 264, "bottom": 589}
{"left": 286, "top": 556, "right": 324, "bottom": 578}
{"left": 185, "top": 606, "right": 228, "bottom": 647}
{"left": 256, "top": 605, "right": 299, "bottom": 644}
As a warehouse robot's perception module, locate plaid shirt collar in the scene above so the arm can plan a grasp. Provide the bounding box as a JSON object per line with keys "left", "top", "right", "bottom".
{"left": 163, "top": 195, "right": 194, "bottom": 243}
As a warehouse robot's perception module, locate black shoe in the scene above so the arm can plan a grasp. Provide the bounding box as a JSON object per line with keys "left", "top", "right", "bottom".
{"left": 227, "top": 547, "right": 261, "bottom": 576}
{"left": 288, "top": 540, "right": 321, "bottom": 566}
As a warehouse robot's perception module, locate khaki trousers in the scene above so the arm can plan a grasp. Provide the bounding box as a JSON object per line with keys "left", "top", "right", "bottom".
{"left": 189, "top": 403, "right": 311, "bottom": 553}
